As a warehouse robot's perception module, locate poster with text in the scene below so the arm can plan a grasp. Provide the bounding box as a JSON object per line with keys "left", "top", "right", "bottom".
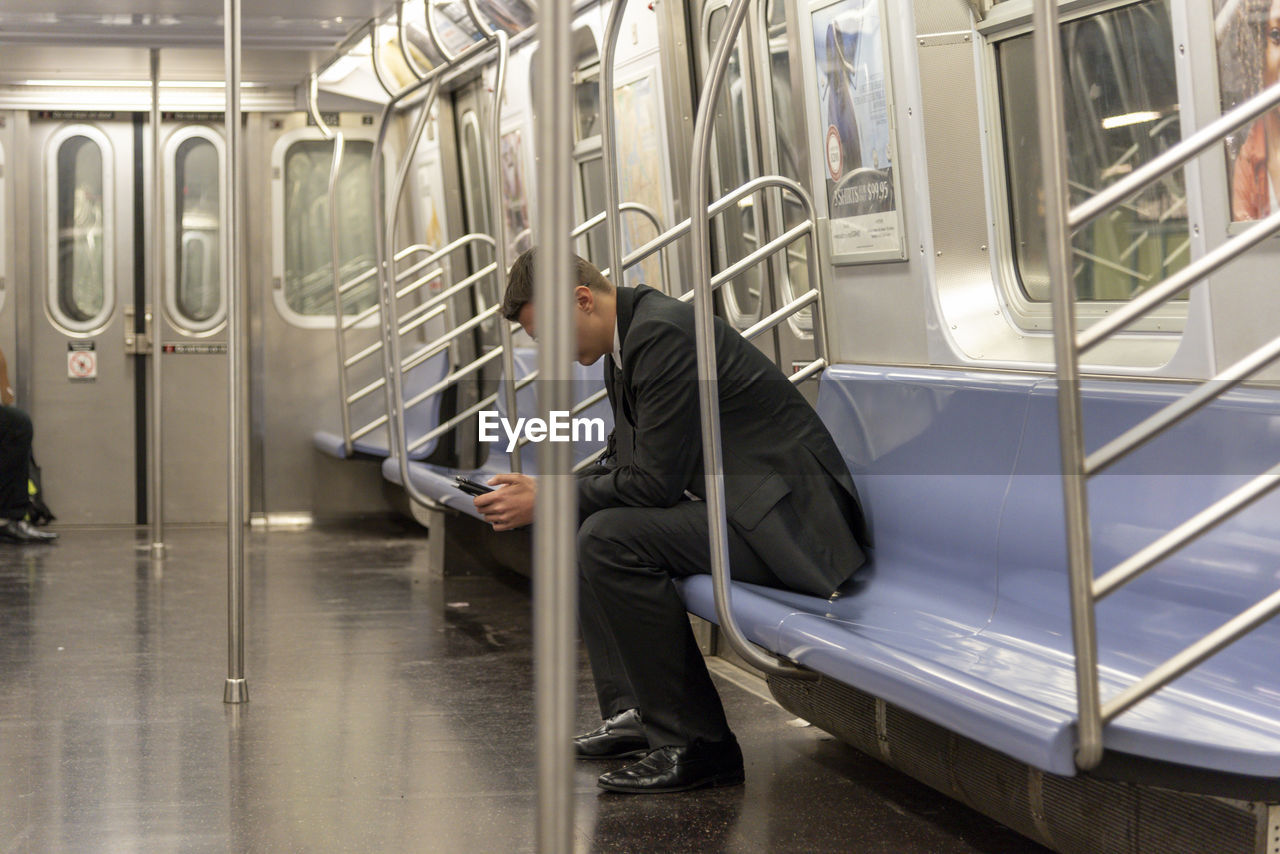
{"left": 811, "top": 0, "right": 903, "bottom": 261}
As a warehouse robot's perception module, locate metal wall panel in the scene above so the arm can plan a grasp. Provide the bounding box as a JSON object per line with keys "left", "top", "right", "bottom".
{"left": 250, "top": 111, "right": 408, "bottom": 518}
{"left": 26, "top": 118, "right": 136, "bottom": 524}
{"left": 820, "top": 0, "right": 930, "bottom": 367}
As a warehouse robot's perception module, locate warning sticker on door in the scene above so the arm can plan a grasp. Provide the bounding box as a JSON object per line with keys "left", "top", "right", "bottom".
{"left": 67, "top": 341, "right": 97, "bottom": 382}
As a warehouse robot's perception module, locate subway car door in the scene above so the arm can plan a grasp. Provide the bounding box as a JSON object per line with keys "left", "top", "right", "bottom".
{"left": 27, "top": 115, "right": 141, "bottom": 525}
{"left": 26, "top": 114, "right": 229, "bottom": 526}
{"left": 156, "top": 117, "right": 228, "bottom": 524}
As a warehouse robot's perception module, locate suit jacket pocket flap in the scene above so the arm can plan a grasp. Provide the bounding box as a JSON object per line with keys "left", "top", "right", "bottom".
{"left": 729, "top": 472, "right": 791, "bottom": 531}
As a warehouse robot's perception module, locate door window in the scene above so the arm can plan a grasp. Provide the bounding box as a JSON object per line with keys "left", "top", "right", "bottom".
{"left": 167, "top": 127, "right": 225, "bottom": 333}
{"left": 47, "top": 125, "right": 114, "bottom": 334}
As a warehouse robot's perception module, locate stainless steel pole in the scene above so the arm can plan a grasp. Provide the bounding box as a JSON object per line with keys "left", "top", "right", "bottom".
{"left": 223, "top": 0, "right": 248, "bottom": 706}
{"left": 1032, "top": 0, "right": 1097, "bottom": 768}
{"left": 326, "top": 133, "right": 352, "bottom": 455}
{"left": 488, "top": 32, "right": 522, "bottom": 474}
{"left": 600, "top": 0, "right": 627, "bottom": 284}
{"left": 533, "top": 0, "right": 575, "bottom": 847}
{"left": 149, "top": 48, "right": 165, "bottom": 557}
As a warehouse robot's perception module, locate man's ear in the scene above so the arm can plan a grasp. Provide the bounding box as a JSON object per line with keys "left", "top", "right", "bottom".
{"left": 576, "top": 284, "right": 593, "bottom": 312}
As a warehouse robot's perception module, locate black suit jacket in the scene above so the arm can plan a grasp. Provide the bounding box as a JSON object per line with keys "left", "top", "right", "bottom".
{"left": 577, "top": 285, "right": 868, "bottom": 597}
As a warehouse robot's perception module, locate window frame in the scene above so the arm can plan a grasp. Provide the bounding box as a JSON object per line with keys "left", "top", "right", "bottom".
{"left": 269, "top": 124, "right": 392, "bottom": 330}
{"left": 164, "top": 124, "right": 227, "bottom": 336}
{"left": 45, "top": 123, "right": 115, "bottom": 337}
{"left": 978, "top": 0, "right": 1189, "bottom": 335}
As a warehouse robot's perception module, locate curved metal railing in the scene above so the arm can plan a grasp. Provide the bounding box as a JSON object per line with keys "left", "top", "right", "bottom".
{"left": 689, "top": 0, "right": 822, "bottom": 681}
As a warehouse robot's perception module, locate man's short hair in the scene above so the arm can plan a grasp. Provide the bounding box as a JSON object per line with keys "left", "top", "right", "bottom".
{"left": 501, "top": 248, "right": 614, "bottom": 321}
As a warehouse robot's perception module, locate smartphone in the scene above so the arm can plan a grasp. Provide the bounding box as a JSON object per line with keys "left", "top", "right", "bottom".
{"left": 454, "top": 476, "right": 495, "bottom": 497}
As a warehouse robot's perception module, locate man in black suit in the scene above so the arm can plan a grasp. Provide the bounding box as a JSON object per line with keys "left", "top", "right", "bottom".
{"left": 474, "top": 249, "right": 867, "bottom": 794}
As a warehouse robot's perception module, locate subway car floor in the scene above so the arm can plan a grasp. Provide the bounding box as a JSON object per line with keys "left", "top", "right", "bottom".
{"left": 0, "top": 519, "right": 1046, "bottom": 853}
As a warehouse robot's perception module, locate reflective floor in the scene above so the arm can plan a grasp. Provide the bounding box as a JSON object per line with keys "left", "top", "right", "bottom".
{"left": 0, "top": 521, "right": 1044, "bottom": 853}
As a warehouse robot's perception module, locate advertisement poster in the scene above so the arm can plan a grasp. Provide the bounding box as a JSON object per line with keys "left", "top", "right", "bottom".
{"left": 499, "top": 129, "right": 531, "bottom": 257}
{"left": 613, "top": 73, "right": 669, "bottom": 287}
{"left": 810, "top": 0, "right": 904, "bottom": 261}
{"left": 1215, "top": 0, "right": 1280, "bottom": 222}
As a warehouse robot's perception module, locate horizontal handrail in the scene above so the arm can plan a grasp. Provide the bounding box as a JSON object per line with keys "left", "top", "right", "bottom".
{"left": 741, "top": 290, "right": 820, "bottom": 342}
{"left": 1101, "top": 586, "right": 1280, "bottom": 723}
{"left": 346, "top": 376, "right": 385, "bottom": 407}
{"left": 1085, "top": 333, "right": 1280, "bottom": 474}
{"left": 1078, "top": 205, "right": 1280, "bottom": 353}
{"left": 350, "top": 413, "right": 388, "bottom": 442}
{"left": 1070, "top": 79, "right": 1280, "bottom": 231}
{"left": 573, "top": 449, "right": 606, "bottom": 472}
{"left": 789, "top": 358, "right": 827, "bottom": 385}
{"left": 1093, "top": 462, "right": 1280, "bottom": 599}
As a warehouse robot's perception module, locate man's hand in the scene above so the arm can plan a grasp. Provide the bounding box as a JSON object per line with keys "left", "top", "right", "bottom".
{"left": 1, "top": 387, "right": 13, "bottom": 406}
{"left": 474, "top": 473, "right": 536, "bottom": 531}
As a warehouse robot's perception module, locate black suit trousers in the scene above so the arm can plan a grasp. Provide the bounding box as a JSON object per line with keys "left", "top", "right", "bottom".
{"left": 577, "top": 501, "right": 783, "bottom": 749}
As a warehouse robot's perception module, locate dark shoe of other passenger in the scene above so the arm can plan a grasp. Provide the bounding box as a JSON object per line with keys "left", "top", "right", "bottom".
{"left": 0, "top": 518, "right": 58, "bottom": 543}
{"left": 597, "top": 737, "right": 744, "bottom": 794}
{"left": 574, "top": 708, "right": 648, "bottom": 759}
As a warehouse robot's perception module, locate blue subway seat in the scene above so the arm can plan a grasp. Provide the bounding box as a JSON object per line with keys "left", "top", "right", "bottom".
{"left": 676, "top": 364, "right": 1280, "bottom": 778}
{"left": 313, "top": 349, "right": 451, "bottom": 460}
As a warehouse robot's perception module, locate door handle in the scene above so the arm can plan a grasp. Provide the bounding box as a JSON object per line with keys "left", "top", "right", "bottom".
{"left": 124, "top": 305, "right": 153, "bottom": 355}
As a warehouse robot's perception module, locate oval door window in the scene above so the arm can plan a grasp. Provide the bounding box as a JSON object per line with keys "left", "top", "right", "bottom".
{"left": 167, "top": 128, "right": 226, "bottom": 334}
{"left": 47, "top": 125, "right": 115, "bottom": 334}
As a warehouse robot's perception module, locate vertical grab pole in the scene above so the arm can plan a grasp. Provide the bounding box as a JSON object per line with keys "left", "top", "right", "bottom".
{"left": 310, "top": 74, "right": 354, "bottom": 456}
{"left": 533, "top": 0, "right": 576, "bottom": 849}
{"left": 149, "top": 48, "right": 165, "bottom": 556}
{"left": 327, "top": 134, "right": 352, "bottom": 455}
{"left": 489, "top": 32, "right": 522, "bottom": 474}
{"left": 1032, "top": 0, "right": 1099, "bottom": 768}
{"left": 223, "top": 0, "right": 248, "bottom": 705}
{"left": 690, "top": 0, "right": 817, "bottom": 679}
{"left": 600, "top": 0, "right": 627, "bottom": 285}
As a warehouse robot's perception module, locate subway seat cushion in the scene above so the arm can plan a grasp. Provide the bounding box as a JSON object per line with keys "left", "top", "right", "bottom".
{"left": 675, "top": 364, "right": 1280, "bottom": 778}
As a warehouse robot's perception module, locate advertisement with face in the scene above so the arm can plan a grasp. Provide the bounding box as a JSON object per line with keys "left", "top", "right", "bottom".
{"left": 810, "top": 0, "right": 903, "bottom": 261}
{"left": 1216, "top": 0, "right": 1280, "bottom": 221}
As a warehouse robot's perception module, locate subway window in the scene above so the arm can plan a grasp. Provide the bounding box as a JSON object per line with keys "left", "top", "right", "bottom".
{"left": 996, "top": 0, "right": 1189, "bottom": 303}
{"left": 47, "top": 126, "right": 114, "bottom": 334}
{"left": 167, "top": 128, "right": 225, "bottom": 333}
{"left": 281, "top": 137, "right": 378, "bottom": 320}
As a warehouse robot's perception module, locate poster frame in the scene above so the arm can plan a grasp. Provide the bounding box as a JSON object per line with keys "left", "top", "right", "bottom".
{"left": 797, "top": 0, "right": 907, "bottom": 265}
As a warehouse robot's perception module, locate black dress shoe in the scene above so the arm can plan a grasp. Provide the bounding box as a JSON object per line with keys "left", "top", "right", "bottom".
{"left": 0, "top": 519, "right": 58, "bottom": 543}
{"left": 574, "top": 708, "right": 648, "bottom": 759}
{"left": 597, "top": 737, "right": 744, "bottom": 793}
